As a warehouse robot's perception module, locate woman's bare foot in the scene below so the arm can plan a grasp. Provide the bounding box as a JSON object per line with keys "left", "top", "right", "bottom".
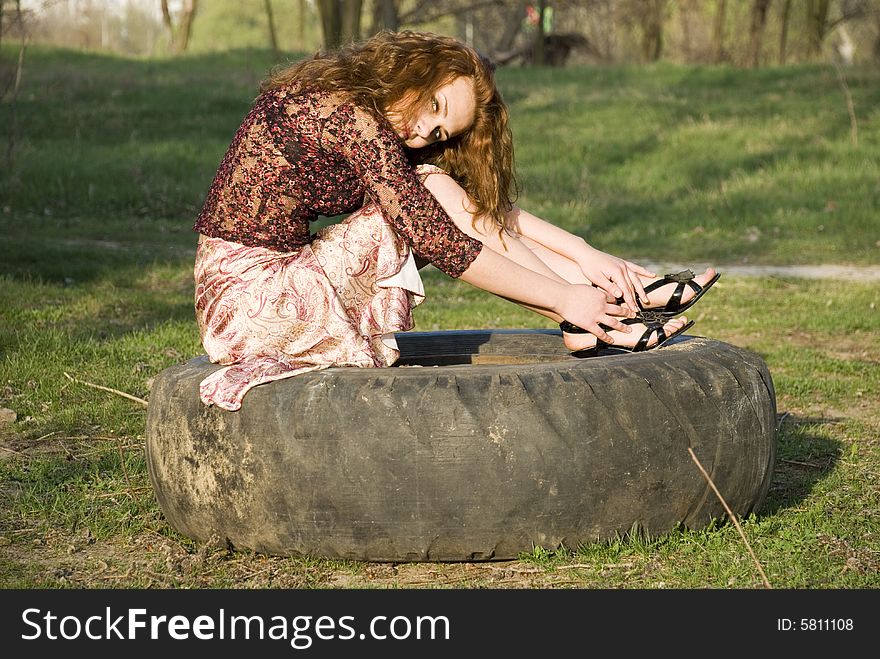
{"left": 562, "top": 316, "right": 691, "bottom": 353}
{"left": 636, "top": 268, "right": 718, "bottom": 310}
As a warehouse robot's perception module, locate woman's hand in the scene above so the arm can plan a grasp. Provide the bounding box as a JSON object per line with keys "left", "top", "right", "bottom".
{"left": 578, "top": 245, "right": 656, "bottom": 313}
{"left": 557, "top": 283, "right": 635, "bottom": 344}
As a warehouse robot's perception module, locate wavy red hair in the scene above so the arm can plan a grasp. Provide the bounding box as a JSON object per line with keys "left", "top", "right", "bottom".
{"left": 262, "top": 30, "right": 517, "bottom": 233}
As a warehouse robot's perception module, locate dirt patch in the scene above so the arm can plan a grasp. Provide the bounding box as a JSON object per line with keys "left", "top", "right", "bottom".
{"left": 781, "top": 332, "right": 880, "bottom": 365}
{"left": 817, "top": 533, "right": 880, "bottom": 576}
{"left": 0, "top": 524, "right": 618, "bottom": 589}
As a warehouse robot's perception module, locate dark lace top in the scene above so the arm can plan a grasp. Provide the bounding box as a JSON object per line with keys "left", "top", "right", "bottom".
{"left": 192, "top": 86, "right": 483, "bottom": 278}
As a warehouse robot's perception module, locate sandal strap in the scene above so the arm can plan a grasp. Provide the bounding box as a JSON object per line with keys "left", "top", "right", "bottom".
{"left": 642, "top": 269, "right": 702, "bottom": 313}
{"left": 560, "top": 321, "right": 616, "bottom": 334}
{"left": 633, "top": 320, "right": 666, "bottom": 352}
{"left": 643, "top": 269, "right": 695, "bottom": 292}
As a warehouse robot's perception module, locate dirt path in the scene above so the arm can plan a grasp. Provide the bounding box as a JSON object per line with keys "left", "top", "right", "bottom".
{"left": 643, "top": 263, "right": 880, "bottom": 281}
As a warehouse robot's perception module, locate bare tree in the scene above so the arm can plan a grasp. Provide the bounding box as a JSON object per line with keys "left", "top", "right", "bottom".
{"left": 804, "top": 0, "right": 874, "bottom": 60}
{"left": 374, "top": 0, "right": 533, "bottom": 63}
{"left": 588, "top": 0, "right": 617, "bottom": 61}
{"left": 317, "top": 0, "right": 362, "bottom": 49}
{"left": 532, "top": 0, "right": 547, "bottom": 65}
{"left": 160, "top": 0, "right": 199, "bottom": 54}
{"left": 746, "top": 0, "right": 771, "bottom": 68}
{"left": 265, "top": 0, "right": 280, "bottom": 58}
{"left": 640, "top": 0, "right": 668, "bottom": 62}
{"left": 2, "top": 0, "right": 27, "bottom": 167}
{"left": 397, "top": 0, "right": 493, "bottom": 26}
{"left": 875, "top": 4, "right": 880, "bottom": 61}
{"left": 341, "top": 0, "right": 363, "bottom": 42}
{"left": 317, "top": 0, "right": 340, "bottom": 48}
{"left": 778, "top": 0, "right": 792, "bottom": 63}
{"left": 496, "top": 0, "right": 528, "bottom": 53}
{"left": 711, "top": 0, "right": 728, "bottom": 63}
{"left": 805, "top": 0, "right": 831, "bottom": 58}
{"left": 616, "top": 0, "right": 666, "bottom": 62}
{"left": 370, "top": 0, "right": 400, "bottom": 34}
{"left": 678, "top": 0, "right": 699, "bottom": 62}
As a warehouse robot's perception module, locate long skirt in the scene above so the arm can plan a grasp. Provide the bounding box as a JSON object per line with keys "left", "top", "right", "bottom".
{"left": 194, "top": 200, "right": 427, "bottom": 412}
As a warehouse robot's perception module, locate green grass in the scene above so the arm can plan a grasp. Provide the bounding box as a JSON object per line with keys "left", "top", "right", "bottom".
{"left": 502, "top": 63, "right": 880, "bottom": 265}
{"left": 0, "top": 47, "right": 878, "bottom": 589}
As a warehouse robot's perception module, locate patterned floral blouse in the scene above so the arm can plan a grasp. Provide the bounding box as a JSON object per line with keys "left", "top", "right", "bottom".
{"left": 193, "top": 86, "right": 484, "bottom": 278}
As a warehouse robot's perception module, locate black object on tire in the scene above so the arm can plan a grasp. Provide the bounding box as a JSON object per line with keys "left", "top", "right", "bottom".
{"left": 145, "top": 330, "right": 777, "bottom": 562}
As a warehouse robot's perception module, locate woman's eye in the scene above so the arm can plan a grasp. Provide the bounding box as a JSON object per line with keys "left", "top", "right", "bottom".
{"left": 433, "top": 127, "right": 442, "bottom": 141}
{"left": 431, "top": 97, "right": 438, "bottom": 112}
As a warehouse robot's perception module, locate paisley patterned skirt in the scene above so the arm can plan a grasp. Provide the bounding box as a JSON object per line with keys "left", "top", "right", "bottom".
{"left": 194, "top": 203, "right": 426, "bottom": 411}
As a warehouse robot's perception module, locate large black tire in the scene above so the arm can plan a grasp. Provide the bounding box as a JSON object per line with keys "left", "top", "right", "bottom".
{"left": 145, "top": 330, "right": 777, "bottom": 562}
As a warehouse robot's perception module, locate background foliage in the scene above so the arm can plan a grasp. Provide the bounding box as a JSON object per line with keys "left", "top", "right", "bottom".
{"left": 6, "top": 0, "right": 880, "bottom": 66}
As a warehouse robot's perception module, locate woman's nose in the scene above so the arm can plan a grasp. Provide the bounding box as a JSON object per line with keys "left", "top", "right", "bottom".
{"left": 413, "top": 118, "right": 429, "bottom": 139}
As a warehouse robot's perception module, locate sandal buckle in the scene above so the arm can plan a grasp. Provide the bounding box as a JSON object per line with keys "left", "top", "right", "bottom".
{"left": 664, "top": 269, "right": 696, "bottom": 283}
{"left": 636, "top": 309, "right": 670, "bottom": 323}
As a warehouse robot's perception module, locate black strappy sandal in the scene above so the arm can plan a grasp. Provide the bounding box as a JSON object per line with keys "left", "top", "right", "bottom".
{"left": 630, "top": 269, "right": 720, "bottom": 319}
{"left": 560, "top": 318, "right": 695, "bottom": 358}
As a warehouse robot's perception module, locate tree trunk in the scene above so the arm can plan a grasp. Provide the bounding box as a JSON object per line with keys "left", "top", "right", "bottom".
{"left": 746, "top": 0, "right": 771, "bottom": 68}
{"left": 806, "top": 0, "right": 831, "bottom": 58}
{"left": 4, "top": 0, "right": 26, "bottom": 167}
{"left": 264, "top": 0, "right": 279, "bottom": 58}
{"left": 874, "top": 10, "right": 880, "bottom": 61}
{"left": 533, "top": 0, "right": 547, "bottom": 66}
{"left": 160, "top": 0, "right": 173, "bottom": 41}
{"left": 371, "top": 0, "right": 399, "bottom": 34}
{"left": 318, "top": 0, "right": 342, "bottom": 49}
{"left": 340, "top": 0, "right": 362, "bottom": 43}
{"left": 496, "top": 0, "right": 527, "bottom": 53}
{"left": 778, "top": 0, "right": 791, "bottom": 64}
{"left": 640, "top": 0, "right": 666, "bottom": 62}
{"left": 160, "top": 0, "right": 199, "bottom": 54}
{"left": 679, "top": 0, "right": 697, "bottom": 63}
{"left": 712, "top": 0, "right": 727, "bottom": 63}
{"left": 318, "top": 0, "right": 361, "bottom": 49}
{"left": 176, "top": 0, "right": 198, "bottom": 53}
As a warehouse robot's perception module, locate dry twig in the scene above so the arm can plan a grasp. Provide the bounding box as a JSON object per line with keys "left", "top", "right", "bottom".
{"left": 688, "top": 447, "right": 772, "bottom": 589}
{"left": 832, "top": 60, "right": 859, "bottom": 148}
{"left": 93, "top": 487, "right": 152, "bottom": 500}
{"left": 781, "top": 458, "right": 822, "bottom": 469}
{"left": 63, "top": 372, "right": 148, "bottom": 407}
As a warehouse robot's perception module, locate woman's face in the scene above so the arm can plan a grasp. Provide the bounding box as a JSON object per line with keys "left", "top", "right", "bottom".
{"left": 387, "top": 76, "right": 476, "bottom": 149}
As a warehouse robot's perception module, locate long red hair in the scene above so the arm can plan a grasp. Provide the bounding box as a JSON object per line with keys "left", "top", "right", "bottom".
{"left": 262, "top": 30, "right": 517, "bottom": 233}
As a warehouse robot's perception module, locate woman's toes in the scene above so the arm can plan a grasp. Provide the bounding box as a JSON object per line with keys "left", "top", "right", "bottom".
{"left": 563, "top": 315, "right": 691, "bottom": 352}
{"left": 640, "top": 268, "right": 717, "bottom": 308}
{"left": 562, "top": 332, "right": 597, "bottom": 352}
{"left": 696, "top": 268, "right": 717, "bottom": 288}
{"left": 609, "top": 317, "right": 685, "bottom": 349}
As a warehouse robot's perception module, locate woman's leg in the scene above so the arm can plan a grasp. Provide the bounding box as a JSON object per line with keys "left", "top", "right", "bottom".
{"left": 492, "top": 204, "right": 717, "bottom": 315}
{"left": 509, "top": 221, "right": 718, "bottom": 312}
{"left": 420, "top": 172, "right": 689, "bottom": 352}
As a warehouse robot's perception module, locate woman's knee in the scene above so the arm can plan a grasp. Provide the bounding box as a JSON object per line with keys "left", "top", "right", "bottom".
{"left": 422, "top": 172, "right": 499, "bottom": 242}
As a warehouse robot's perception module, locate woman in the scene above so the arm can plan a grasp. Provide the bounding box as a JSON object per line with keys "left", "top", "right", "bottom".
{"left": 193, "top": 30, "right": 718, "bottom": 411}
